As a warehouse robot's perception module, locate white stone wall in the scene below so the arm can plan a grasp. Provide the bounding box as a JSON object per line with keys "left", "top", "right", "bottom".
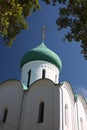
{"left": 21, "top": 60, "right": 59, "bottom": 87}
{"left": 75, "top": 95, "right": 87, "bottom": 130}
{"left": 20, "top": 79, "right": 60, "bottom": 130}
{"left": 60, "top": 82, "right": 87, "bottom": 130}
{"left": 0, "top": 79, "right": 87, "bottom": 130}
{"left": 20, "top": 80, "right": 87, "bottom": 130}
{"left": 60, "top": 81, "right": 75, "bottom": 130}
{"left": 0, "top": 80, "right": 23, "bottom": 130}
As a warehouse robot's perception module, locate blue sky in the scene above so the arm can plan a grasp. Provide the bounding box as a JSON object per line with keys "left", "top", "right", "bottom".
{"left": 0, "top": 1, "right": 87, "bottom": 98}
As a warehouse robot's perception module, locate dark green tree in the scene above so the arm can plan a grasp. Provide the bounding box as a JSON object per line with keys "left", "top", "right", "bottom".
{"left": 56, "top": 0, "right": 87, "bottom": 59}
{"left": 0, "top": 0, "right": 65, "bottom": 46}
{"left": 0, "top": 0, "right": 40, "bottom": 46}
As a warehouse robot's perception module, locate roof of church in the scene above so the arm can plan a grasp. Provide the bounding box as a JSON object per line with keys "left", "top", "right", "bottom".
{"left": 20, "top": 42, "right": 62, "bottom": 70}
{"left": 75, "top": 94, "right": 78, "bottom": 101}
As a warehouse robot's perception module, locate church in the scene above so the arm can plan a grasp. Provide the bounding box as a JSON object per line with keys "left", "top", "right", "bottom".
{"left": 0, "top": 38, "right": 87, "bottom": 130}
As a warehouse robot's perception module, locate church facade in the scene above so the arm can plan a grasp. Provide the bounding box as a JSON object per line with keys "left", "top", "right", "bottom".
{"left": 0, "top": 42, "right": 87, "bottom": 130}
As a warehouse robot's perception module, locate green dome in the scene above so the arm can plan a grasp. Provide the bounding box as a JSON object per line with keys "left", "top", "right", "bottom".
{"left": 20, "top": 42, "right": 62, "bottom": 70}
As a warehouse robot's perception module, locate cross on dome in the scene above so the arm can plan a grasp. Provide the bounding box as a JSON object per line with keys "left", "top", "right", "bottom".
{"left": 42, "top": 25, "right": 47, "bottom": 42}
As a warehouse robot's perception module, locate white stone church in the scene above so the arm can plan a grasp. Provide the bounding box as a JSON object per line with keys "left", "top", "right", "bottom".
{"left": 0, "top": 41, "right": 87, "bottom": 130}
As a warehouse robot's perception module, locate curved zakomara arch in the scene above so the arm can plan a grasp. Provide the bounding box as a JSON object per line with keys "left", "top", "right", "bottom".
{"left": 26, "top": 78, "right": 56, "bottom": 93}
{"left": 0, "top": 79, "right": 23, "bottom": 90}
{"left": 60, "top": 81, "right": 75, "bottom": 103}
{"left": 76, "top": 94, "right": 87, "bottom": 113}
{"left": 60, "top": 81, "right": 87, "bottom": 113}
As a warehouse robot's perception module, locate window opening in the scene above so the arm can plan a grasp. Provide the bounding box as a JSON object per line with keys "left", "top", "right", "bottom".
{"left": 65, "top": 104, "right": 68, "bottom": 126}
{"left": 42, "top": 69, "right": 45, "bottom": 79}
{"left": 38, "top": 102, "right": 44, "bottom": 123}
{"left": 27, "top": 70, "right": 31, "bottom": 88}
{"left": 80, "top": 117, "right": 83, "bottom": 130}
{"left": 55, "top": 74, "right": 57, "bottom": 83}
{"left": 3, "top": 108, "right": 8, "bottom": 123}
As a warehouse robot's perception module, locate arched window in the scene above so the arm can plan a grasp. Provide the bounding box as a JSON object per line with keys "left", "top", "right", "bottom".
{"left": 65, "top": 104, "right": 68, "bottom": 126}
{"left": 55, "top": 74, "right": 57, "bottom": 83}
{"left": 42, "top": 69, "right": 45, "bottom": 79}
{"left": 38, "top": 102, "right": 44, "bottom": 123}
{"left": 27, "top": 70, "right": 31, "bottom": 88}
{"left": 3, "top": 108, "right": 8, "bottom": 123}
{"left": 80, "top": 117, "right": 83, "bottom": 130}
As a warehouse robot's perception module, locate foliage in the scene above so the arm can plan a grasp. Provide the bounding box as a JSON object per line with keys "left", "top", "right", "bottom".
{"left": 56, "top": 0, "right": 87, "bottom": 59}
{"left": 0, "top": 0, "right": 40, "bottom": 46}
{"left": 0, "top": 0, "right": 66, "bottom": 46}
